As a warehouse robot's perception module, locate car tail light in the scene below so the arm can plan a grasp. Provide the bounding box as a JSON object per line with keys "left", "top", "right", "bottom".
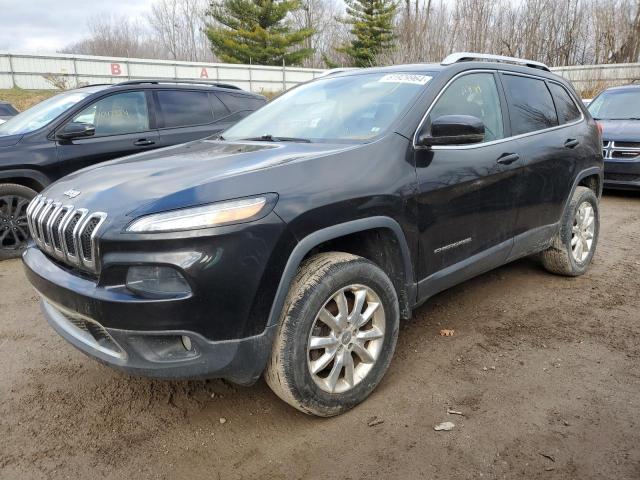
{"left": 596, "top": 121, "right": 604, "bottom": 137}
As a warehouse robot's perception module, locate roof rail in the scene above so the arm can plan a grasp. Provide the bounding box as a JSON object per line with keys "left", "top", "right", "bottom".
{"left": 317, "top": 68, "right": 359, "bottom": 78}
{"left": 441, "top": 52, "right": 550, "bottom": 72}
{"left": 114, "top": 79, "right": 243, "bottom": 90}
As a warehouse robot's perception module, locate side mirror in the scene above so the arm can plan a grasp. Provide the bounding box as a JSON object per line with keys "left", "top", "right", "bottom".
{"left": 417, "top": 115, "right": 485, "bottom": 147}
{"left": 56, "top": 122, "right": 95, "bottom": 140}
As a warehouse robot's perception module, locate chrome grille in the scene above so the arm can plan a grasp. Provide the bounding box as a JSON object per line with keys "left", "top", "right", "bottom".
{"left": 603, "top": 140, "right": 640, "bottom": 160}
{"left": 26, "top": 195, "right": 107, "bottom": 273}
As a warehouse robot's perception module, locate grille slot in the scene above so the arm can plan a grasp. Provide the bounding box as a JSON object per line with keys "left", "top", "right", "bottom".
{"left": 64, "top": 213, "right": 82, "bottom": 257}
{"left": 26, "top": 195, "right": 106, "bottom": 273}
{"left": 80, "top": 217, "right": 100, "bottom": 261}
{"left": 603, "top": 140, "right": 640, "bottom": 160}
{"left": 51, "top": 207, "right": 68, "bottom": 250}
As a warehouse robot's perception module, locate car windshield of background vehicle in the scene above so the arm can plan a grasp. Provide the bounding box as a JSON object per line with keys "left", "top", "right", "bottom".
{"left": 0, "top": 92, "right": 91, "bottom": 136}
{"left": 588, "top": 90, "right": 640, "bottom": 120}
{"left": 222, "top": 72, "right": 434, "bottom": 143}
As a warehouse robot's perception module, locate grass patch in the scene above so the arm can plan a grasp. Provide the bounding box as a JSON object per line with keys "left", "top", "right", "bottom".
{"left": 0, "top": 88, "right": 58, "bottom": 112}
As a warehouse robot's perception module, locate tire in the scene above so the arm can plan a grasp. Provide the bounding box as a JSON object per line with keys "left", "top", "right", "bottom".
{"left": 264, "top": 252, "right": 400, "bottom": 417}
{"left": 0, "top": 183, "right": 37, "bottom": 261}
{"left": 540, "top": 186, "right": 599, "bottom": 276}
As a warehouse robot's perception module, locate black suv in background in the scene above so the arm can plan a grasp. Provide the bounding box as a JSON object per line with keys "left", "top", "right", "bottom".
{"left": 0, "top": 80, "right": 266, "bottom": 258}
{"left": 588, "top": 84, "right": 640, "bottom": 190}
{"left": 0, "top": 101, "right": 18, "bottom": 124}
{"left": 23, "top": 53, "right": 602, "bottom": 416}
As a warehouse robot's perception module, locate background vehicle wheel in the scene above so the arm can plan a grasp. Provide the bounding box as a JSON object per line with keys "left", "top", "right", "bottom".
{"left": 540, "top": 186, "right": 599, "bottom": 276}
{"left": 265, "top": 252, "right": 399, "bottom": 417}
{"left": 0, "top": 184, "right": 36, "bottom": 261}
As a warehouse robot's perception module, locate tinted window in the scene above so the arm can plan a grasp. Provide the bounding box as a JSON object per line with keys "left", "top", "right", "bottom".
{"left": 216, "top": 92, "right": 264, "bottom": 113}
{"left": 429, "top": 72, "right": 504, "bottom": 142}
{"left": 157, "top": 90, "right": 214, "bottom": 128}
{"left": 73, "top": 91, "right": 149, "bottom": 137}
{"left": 0, "top": 104, "right": 17, "bottom": 115}
{"left": 549, "top": 83, "right": 581, "bottom": 124}
{"left": 503, "top": 75, "right": 558, "bottom": 135}
{"left": 209, "top": 93, "right": 229, "bottom": 119}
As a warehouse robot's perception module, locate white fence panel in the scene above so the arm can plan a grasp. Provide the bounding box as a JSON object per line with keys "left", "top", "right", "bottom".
{"left": 0, "top": 52, "right": 324, "bottom": 93}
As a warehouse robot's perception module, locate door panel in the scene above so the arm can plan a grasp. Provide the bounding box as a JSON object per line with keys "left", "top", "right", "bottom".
{"left": 414, "top": 72, "right": 521, "bottom": 296}
{"left": 55, "top": 90, "right": 160, "bottom": 176}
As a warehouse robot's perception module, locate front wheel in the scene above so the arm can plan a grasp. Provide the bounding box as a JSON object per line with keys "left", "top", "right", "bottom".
{"left": 540, "top": 186, "right": 600, "bottom": 276}
{"left": 0, "top": 183, "right": 36, "bottom": 261}
{"left": 265, "top": 252, "right": 399, "bottom": 417}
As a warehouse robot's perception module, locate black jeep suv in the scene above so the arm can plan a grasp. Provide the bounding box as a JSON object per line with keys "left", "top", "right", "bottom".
{"left": 587, "top": 83, "right": 640, "bottom": 190}
{"left": 0, "top": 80, "right": 265, "bottom": 258}
{"left": 22, "top": 53, "right": 603, "bottom": 416}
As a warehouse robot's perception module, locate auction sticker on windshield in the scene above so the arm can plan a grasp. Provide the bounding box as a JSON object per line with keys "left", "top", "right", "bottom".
{"left": 379, "top": 74, "right": 432, "bottom": 85}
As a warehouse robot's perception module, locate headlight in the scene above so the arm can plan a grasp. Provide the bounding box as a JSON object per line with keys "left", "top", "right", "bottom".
{"left": 126, "top": 195, "right": 274, "bottom": 233}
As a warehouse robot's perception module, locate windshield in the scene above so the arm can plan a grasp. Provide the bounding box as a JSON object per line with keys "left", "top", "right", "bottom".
{"left": 0, "top": 92, "right": 91, "bottom": 136}
{"left": 588, "top": 89, "right": 640, "bottom": 120}
{"left": 223, "top": 72, "right": 433, "bottom": 142}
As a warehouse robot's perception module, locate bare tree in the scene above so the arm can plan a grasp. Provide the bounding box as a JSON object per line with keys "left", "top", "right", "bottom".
{"left": 149, "top": 0, "right": 214, "bottom": 62}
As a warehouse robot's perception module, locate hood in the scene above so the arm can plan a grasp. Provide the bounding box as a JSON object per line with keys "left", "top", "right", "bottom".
{"left": 41, "top": 139, "right": 355, "bottom": 223}
{"left": 0, "top": 133, "right": 22, "bottom": 147}
{"left": 599, "top": 119, "right": 640, "bottom": 141}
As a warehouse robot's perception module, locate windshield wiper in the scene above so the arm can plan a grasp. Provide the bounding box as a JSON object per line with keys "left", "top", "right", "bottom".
{"left": 240, "top": 134, "right": 311, "bottom": 143}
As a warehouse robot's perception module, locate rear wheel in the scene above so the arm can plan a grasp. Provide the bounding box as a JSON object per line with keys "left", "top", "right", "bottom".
{"left": 0, "top": 183, "right": 36, "bottom": 260}
{"left": 265, "top": 252, "right": 399, "bottom": 417}
{"left": 540, "top": 186, "right": 599, "bottom": 276}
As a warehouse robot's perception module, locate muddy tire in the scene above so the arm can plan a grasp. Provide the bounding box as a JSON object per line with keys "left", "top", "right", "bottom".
{"left": 0, "top": 183, "right": 37, "bottom": 261}
{"left": 264, "top": 252, "right": 399, "bottom": 417}
{"left": 540, "top": 186, "right": 599, "bottom": 277}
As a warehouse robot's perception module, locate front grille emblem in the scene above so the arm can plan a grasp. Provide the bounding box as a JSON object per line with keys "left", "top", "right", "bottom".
{"left": 63, "top": 189, "right": 81, "bottom": 199}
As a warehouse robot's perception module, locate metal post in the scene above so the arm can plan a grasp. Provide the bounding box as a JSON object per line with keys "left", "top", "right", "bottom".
{"left": 282, "top": 59, "right": 286, "bottom": 91}
{"left": 72, "top": 56, "right": 79, "bottom": 88}
{"left": 7, "top": 54, "right": 16, "bottom": 88}
{"left": 249, "top": 58, "right": 253, "bottom": 92}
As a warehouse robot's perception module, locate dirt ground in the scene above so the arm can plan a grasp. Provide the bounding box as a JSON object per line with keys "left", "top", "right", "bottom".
{"left": 1, "top": 192, "right": 639, "bottom": 480}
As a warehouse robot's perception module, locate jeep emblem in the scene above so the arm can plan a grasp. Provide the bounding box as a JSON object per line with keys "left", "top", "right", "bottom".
{"left": 63, "top": 189, "right": 81, "bottom": 199}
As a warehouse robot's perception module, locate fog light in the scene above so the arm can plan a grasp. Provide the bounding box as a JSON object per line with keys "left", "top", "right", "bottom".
{"left": 181, "top": 335, "right": 193, "bottom": 351}
{"left": 126, "top": 266, "right": 191, "bottom": 297}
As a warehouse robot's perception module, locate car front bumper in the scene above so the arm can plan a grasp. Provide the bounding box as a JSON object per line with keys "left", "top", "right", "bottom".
{"left": 604, "top": 159, "right": 640, "bottom": 190}
{"left": 22, "top": 243, "right": 280, "bottom": 385}
{"left": 39, "top": 297, "right": 275, "bottom": 384}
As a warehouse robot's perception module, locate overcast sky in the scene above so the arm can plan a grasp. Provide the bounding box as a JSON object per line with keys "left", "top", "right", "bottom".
{"left": 0, "top": 0, "right": 156, "bottom": 53}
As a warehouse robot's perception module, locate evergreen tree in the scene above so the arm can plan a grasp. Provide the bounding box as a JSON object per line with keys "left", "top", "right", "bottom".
{"left": 207, "top": 0, "right": 314, "bottom": 66}
{"left": 339, "top": 0, "right": 398, "bottom": 67}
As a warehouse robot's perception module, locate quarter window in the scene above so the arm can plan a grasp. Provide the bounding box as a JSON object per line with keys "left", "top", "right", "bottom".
{"left": 548, "top": 83, "right": 581, "bottom": 124}
{"left": 429, "top": 73, "right": 504, "bottom": 143}
{"left": 502, "top": 75, "right": 558, "bottom": 135}
{"left": 72, "top": 91, "right": 149, "bottom": 137}
{"left": 157, "top": 90, "right": 214, "bottom": 128}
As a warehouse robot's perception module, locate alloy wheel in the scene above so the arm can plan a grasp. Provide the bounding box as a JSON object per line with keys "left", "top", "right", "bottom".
{"left": 0, "top": 195, "right": 30, "bottom": 252}
{"left": 307, "top": 284, "right": 385, "bottom": 394}
{"left": 571, "top": 201, "right": 595, "bottom": 263}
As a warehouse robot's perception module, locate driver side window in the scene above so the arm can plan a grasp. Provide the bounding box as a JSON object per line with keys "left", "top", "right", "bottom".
{"left": 429, "top": 73, "right": 504, "bottom": 143}
{"left": 72, "top": 91, "right": 150, "bottom": 137}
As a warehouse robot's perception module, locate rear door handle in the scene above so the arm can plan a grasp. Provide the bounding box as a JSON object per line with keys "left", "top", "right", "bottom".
{"left": 134, "top": 139, "right": 155, "bottom": 146}
{"left": 564, "top": 138, "right": 580, "bottom": 149}
{"left": 496, "top": 153, "right": 520, "bottom": 165}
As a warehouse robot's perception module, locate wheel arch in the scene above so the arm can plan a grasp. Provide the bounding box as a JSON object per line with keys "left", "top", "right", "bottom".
{"left": 0, "top": 169, "right": 50, "bottom": 192}
{"left": 266, "top": 217, "right": 416, "bottom": 330}
{"left": 563, "top": 167, "right": 603, "bottom": 219}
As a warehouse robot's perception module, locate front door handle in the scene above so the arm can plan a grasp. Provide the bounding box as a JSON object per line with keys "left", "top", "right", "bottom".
{"left": 564, "top": 138, "right": 580, "bottom": 149}
{"left": 496, "top": 153, "right": 520, "bottom": 165}
{"left": 134, "top": 139, "right": 155, "bottom": 146}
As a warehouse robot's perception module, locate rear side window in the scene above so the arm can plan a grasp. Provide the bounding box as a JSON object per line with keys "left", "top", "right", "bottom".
{"left": 157, "top": 90, "right": 214, "bottom": 128}
{"left": 216, "top": 92, "right": 264, "bottom": 113}
{"left": 548, "top": 83, "right": 581, "bottom": 124}
{"left": 502, "top": 75, "right": 558, "bottom": 135}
